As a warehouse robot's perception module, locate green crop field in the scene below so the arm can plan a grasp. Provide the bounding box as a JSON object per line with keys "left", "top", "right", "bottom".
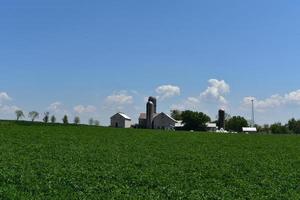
{"left": 0, "top": 121, "right": 300, "bottom": 199}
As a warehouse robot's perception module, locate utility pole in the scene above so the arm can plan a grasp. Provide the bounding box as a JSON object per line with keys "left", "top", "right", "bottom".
{"left": 251, "top": 99, "right": 255, "bottom": 127}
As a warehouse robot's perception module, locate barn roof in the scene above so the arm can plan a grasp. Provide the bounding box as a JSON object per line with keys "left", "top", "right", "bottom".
{"left": 153, "top": 112, "right": 177, "bottom": 123}
{"left": 242, "top": 127, "right": 257, "bottom": 132}
{"left": 111, "top": 112, "right": 131, "bottom": 120}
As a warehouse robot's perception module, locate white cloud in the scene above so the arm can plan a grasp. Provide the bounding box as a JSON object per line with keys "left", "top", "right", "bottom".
{"left": 243, "top": 89, "right": 300, "bottom": 112}
{"left": 200, "top": 79, "right": 230, "bottom": 104}
{"left": 0, "top": 92, "right": 12, "bottom": 102}
{"left": 48, "top": 102, "right": 63, "bottom": 112}
{"left": 106, "top": 92, "right": 133, "bottom": 105}
{"left": 0, "top": 105, "right": 19, "bottom": 114}
{"left": 170, "top": 79, "right": 230, "bottom": 111}
{"left": 155, "top": 85, "right": 181, "bottom": 100}
{"left": 171, "top": 97, "right": 201, "bottom": 111}
{"left": 74, "top": 105, "right": 97, "bottom": 114}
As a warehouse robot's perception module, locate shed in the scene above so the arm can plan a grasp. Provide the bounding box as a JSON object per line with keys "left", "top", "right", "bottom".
{"left": 110, "top": 113, "right": 132, "bottom": 128}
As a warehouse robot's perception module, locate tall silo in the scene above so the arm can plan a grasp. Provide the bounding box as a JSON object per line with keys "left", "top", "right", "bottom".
{"left": 148, "top": 96, "right": 157, "bottom": 113}
{"left": 218, "top": 109, "right": 225, "bottom": 130}
{"left": 146, "top": 101, "right": 154, "bottom": 129}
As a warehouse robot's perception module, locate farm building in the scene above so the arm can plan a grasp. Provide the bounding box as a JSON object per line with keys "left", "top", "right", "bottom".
{"left": 139, "top": 97, "right": 179, "bottom": 130}
{"left": 110, "top": 113, "right": 132, "bottom": 128}
{"left": 206, "top": 123, "right": 217, "bottom": 132}
{"left": 242, "top": 127, "right": 257, "bottom": 133}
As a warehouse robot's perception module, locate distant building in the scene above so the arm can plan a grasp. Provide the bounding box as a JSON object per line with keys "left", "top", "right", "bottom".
{"left": 110, "top": 113, "right": 131, "bottom": 128}
{"left": 206, "top": 123, "right": 217, "bottom": 132}
{"left": 139, "top": 97, "right": 178, "bottom": 130}
{"left": 153, "top": 112, "right": 177, "bottom": 130}
{"left": 242, "top": 127, "right": 257, "bottom": 133}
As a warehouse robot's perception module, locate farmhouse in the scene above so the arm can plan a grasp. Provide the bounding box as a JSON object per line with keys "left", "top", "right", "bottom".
{"left": 110, "top": 112, "right": 132, "bottom": 128}
{"left": 139, "top": 97, "right": 179, "bottom": 130}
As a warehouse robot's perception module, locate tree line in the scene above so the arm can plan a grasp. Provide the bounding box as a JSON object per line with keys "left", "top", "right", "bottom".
{"left": 170, "top": 110, "right": 300, "bottom": 134}
{"left": 14, "top": 110, "right": 100, "bottom": 126}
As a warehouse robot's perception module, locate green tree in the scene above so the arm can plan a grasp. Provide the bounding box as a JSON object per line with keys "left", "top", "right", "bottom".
{"left": 270, "top": 123, "right": 289, "bottom": 134}
{"left": 170, "top": 110, "right": 183, "bottom": 120}
{"left": 51, "top": 115, "right": 56, "bottom": 123}
{"left": 15, "top": 110, "right": 24, "bottom": 121}
{"left": 287, "top": 118, "right": 300, "bottom": 134}
{"left": 43, "top": 112, "right": 50, "bottom": 123}
{"left": 62, "top": 115, "right": 69, "bottom": 124}
{"left": 74, "top": 116, "right": 80, "bottom": 125}
{"left": 28, "top": 111, "right": 39, "bottom": 122}
{"left": 226, "top": 116, "right": 248, "bottom": 132}
{"left": 181, "top": 110, "right": 211, "bottom": 131}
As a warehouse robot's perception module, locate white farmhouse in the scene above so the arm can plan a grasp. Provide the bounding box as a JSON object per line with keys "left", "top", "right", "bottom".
{"left": 110, "top": 113, "right": 132, "bottom": 128}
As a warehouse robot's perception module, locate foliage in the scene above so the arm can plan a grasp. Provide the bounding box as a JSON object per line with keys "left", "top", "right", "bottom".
{"left": 62, "top": 115, "right": 69, "bottom": 124}
{"left": 28, "top": 111, "right": 39, "bottom": 122}
{"left": 50, "top": 115, "right": 56, "bottom": 123}
{"left": 270, "top": 123, "right": 289, "bottom": 134}
{"left": 43, "top": 112, "right": 50, "bottom": 123}
{"left": 287, "top": 118, "right": 300, "bottom": 134}
{"left": 170, "top": 110, "right": 182, "bottom": 120}
{"left": 74, "top": 116, "right": 80, "bottom": 125}
{"left": 15, "top": 110, "right": 24, "bottom": 121}
{"left": 0, "top": 122, "right": 299, "bottom": 199}
{"left": 181, "top": 110, "right": 211, "bottom": 131}
{"left": 226, "top": 116, "right": 248, "bottom": 132}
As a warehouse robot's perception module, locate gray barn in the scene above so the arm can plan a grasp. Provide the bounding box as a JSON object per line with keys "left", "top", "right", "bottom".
{"left": 152, "top": 112, "right": 177, "bottom": 130}
{"left": 110, "top": 113, "right": 131, "bottom": 128}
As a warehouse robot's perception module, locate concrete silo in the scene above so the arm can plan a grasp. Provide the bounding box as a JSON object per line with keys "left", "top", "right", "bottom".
{"left": 146, "top": 101, "right": 155, "bottom": 129}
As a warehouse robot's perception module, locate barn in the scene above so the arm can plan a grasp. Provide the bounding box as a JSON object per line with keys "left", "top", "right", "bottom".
{"left": 152, "top": 112, "right": 177, "bottom": 130}
{"left": 110, "top": 113, "right": 132, "bottom": 128}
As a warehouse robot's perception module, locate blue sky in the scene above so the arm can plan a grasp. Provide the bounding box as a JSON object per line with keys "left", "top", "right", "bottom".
{"left": 1, "top": 0, "right": 300, "bottom": 125}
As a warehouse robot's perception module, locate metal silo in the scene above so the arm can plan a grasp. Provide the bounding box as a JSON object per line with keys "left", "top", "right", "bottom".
{"left": 218, "top": 109, "right": 225, "bottom": 130}
{"left": 146, "top": 101, "right": 154, "bottom": 129}
{"left": 148, "top": 96, "right": 157, "bottom": 113}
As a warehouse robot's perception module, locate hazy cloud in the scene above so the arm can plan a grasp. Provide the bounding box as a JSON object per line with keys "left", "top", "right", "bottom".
{"left": 74, "top": 105, "right": 97, "bottom": 114}
{"left": 243, "top": 89, "right": 300, "bottom": 111}
{"left": 156, "top": 85, "right": 181, "bottom": 100}
{"left": 106, "top": 91, "right": 133, "bottom": 105}
{"left": 0, "top": 92, "right": 12, "bottom": 102}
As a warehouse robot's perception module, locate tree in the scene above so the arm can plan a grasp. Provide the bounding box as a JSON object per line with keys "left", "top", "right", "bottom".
{"left": 74, "top": 116, "right": 80, "bottom": 125}
{"left": 270, "top": 123, "right": 289, "bottom": 134}
{"left": 89, "top": 118, "right": 94, "bottom": 125}
{"left": 51, "top": 115, "right": 56, "bottom": 123}
{"left": 181, "top": 110, "right": 211, "bottom": 131}
{"left": 62, "top": 115, "right": 69, "bottom": 124}
{"left": 170, "top": 110, "right": 183, "bottom": 120}
{"left": 94, "top": 120, "right": 100, "bottom": 126}
{"left": 43, "top": 112, "right": 50, "bottom": 123}
{"left": 226, "top": 116, "right": 248, "bottom": 132}
{"left": 15, "top": 110, "right": 24, "bottom": 121}
{"left": 288, "top": 118, "right": 300, "bottom": 134}
{"left": 28, "top": 111, "right": 39, "bottom": 122}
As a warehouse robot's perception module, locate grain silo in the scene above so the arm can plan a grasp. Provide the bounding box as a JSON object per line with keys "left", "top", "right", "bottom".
{"left": 146, "top": 101, "right": 154, "bottom": 129}
{"left": 148, "top": 96, "right": 157, "bottom": 113}
{"left": 218, "top": 109, "right": 225, "bottom": 130}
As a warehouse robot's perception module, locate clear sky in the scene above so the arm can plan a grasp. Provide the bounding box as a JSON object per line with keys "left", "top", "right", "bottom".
{"left": 1, "top": 0, "right": 300, "bottom": 125}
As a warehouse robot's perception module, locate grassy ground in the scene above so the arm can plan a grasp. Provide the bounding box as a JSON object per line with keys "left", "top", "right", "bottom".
{"left": 0, "top": 121, "right": 299, "bottom": 199}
